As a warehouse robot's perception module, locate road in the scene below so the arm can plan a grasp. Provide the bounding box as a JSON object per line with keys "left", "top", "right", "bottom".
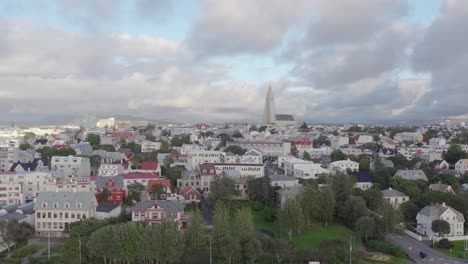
{"left": 388, "top": 234, "right": 467, "bottom": 264}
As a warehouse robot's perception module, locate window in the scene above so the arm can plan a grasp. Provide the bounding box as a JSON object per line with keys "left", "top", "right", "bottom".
{"left": 42, "top": 202, "right": 47, "bottom": 208}
{"left": 76, "top": 203, "right": 82, "bottom": 209}
{"left": 65, "top": 203, "right": 70, "bottom": 209}
{"left": 53, "top": 202, "right": 58, "bottom": 208}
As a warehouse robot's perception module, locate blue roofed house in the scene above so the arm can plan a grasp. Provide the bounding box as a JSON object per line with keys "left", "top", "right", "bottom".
{"left": 349, "top": 171, "right": 373, "bottom": 190}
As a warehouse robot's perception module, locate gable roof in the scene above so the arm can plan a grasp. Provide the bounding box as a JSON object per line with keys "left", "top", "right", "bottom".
{"left": 418, "top": 204, "right": 465, "bottom": 222}
{"left": 140, "top": 161, "right": 159, "bottom": 171}
{"left": 10, "top": 158, "right": 49, "bottom": 172}
{"left": 130, "top": 200, "right": 185, "bottom": 212}
{"left": 181, "top": 185, "right": 199, "bottom": 195}
{"left": 33, "top": 192, "right": 96, "bottom": 211}
{"left": 429, "top": 183, "right": 452, "bottom": 192}
{"left": 348, "top": 171, "right": 372, "bottom": 183}
{"left": 381, "top": 188, "right": 409, "bottom": 198}
{"left": 147, "top": 179, "right": 171, "bottom": 191}
{"left": 394, "top": 169, "right": 428, "bottom": 181}
{"left": 96, "top": 203, "right": 121, "bottom": 213}
{"left": 34, "top": 139, "right": 49, "bottom": 145}
{"left": 95, "top": 176, "right": 124, "bottom": 189}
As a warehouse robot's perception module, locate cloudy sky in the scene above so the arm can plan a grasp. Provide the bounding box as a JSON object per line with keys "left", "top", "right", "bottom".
{"left": 0, "top": 0, "right": 467, "bottom": 124}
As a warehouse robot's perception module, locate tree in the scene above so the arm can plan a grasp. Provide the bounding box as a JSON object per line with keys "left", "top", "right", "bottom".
{"left": 125, "top": 182, "right": 145, "bottom": 205}
{"left": 213, "top": 202, "right": 241, "bottom": 264}
{"left": 207, "top": 175, "right": 238, "bottom": 205}
{"left": 232, "top": 130, "right": 243, "bottom": 138}
{"left": 339, "top": 196, "right": 368, "bottom": 228}
{"left": 278, "top": 198, "right": 305, "bottom": 240}
{"left": 331, "top": 172, "right": 354, "bottom": 208}
{"left": 377, "top": 201, "right": 403, "bottom": 241}
{"left": 87, "top": 134, "right": 101, "bottom": 147}
{"left": 98, "top": 188, "right": 111, "bottom": 203}
{"left": 225, "top": 145, "right": 246, "bottom": 155}
{"left": 0, "top": 220, "right": 34, "bottom": 252}
{"left": 400, "top": 201, "right": 419, "bottom": 221}
{"left": 299, "top": 184, "right": 320, "bottom": 226}
{"left": 19, "top": 143, "right": 33, "bottom": 151}
{"left": 330, "top": 150, "right": 347, "bottom": 161}
{"left": 355, "top": 216, "right": 376, "bottom": 242}
{"left": 163, "top": 156, "right": 174, "bottom": 168}
{"left": 150, "top": 183, "right": 165, "bottom": 200}
{"left": 89, "top": 155, "right": 102, "bottom": 170}
{"left": 359, "top": 155, "right": 370, "bottom": 171}
{"left": 432, "top": 219, "right": 451, "bottom": 237}
{"left": 184, "top": 209, "right": 207, "bottom": 257}
{"left": 444, "top": 144, "right": 468, "bottom": 164}
{"left": 249, "top": 125, "right": 257, "bottom": 132}
{"left": 171, "top": 134, "right": 190, "bottom": 147}
{"left": 314, "top": 135, "right": 330, "bottom": 147}
{"left": 159, "top": 140, "right": 171, "bottom": 152}
{"left": 317, "top": 186, "right": 336, "bottom": 227}
{"left": 96, "top": 144, "right": 116, "bottom": 152}
{"left": 363, "top": 187, "right": 383, "bottom": 211}
{"left": 303, "top": 151, "right": 311, "bottom": 160}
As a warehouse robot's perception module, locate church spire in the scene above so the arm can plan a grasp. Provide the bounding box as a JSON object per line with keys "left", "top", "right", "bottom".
{"left": 263, "top": 84, "right": 276, "bottom": 125}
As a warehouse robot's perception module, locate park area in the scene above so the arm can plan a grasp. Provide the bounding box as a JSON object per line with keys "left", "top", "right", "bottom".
{"left": 435, "top": 240, "right": 468, "bottom": 260}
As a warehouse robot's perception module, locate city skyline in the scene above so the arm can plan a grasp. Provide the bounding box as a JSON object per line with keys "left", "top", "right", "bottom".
{"left": 0, "top": 0, "right": 467, "bottom": 124}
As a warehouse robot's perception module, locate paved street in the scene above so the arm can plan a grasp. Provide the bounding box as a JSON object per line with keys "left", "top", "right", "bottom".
{"left": 388, "top": 234, "right": 467, "bottom": 264}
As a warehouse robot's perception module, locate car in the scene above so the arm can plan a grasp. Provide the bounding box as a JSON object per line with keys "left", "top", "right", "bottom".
{"left": 419, "top": 251, "right": 427, "bottom": 259}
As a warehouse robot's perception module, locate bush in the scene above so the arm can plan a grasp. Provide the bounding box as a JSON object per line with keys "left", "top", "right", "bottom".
{"left": 260, "top": 207, "right": 276, "bottom": 222}
{"left": 250, "top": 201, "right": 265, "bottom": 212}
{"left": 367, "top": 240, "right": 407, "bottom": 259}
{"left": 437, "top": 238, "right": 454, "bottom": 249}
{"left": 10, "top": 245, "right": 41, "bottom": 258}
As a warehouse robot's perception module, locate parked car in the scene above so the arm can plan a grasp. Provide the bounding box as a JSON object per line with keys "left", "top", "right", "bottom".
{"left": 419, "top": 251, "right": 427, "bottom": 259}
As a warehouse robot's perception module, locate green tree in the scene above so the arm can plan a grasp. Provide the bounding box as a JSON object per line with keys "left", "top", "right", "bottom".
{"left": 150, "top": 183, "right": 165, "bottom": 200}
{"left": 184, "top": 209, "right": 207, "bottom": 257}
{"left": 171, "top": 134, "right": 191, "bottom": 147}
{"left": 444, "top": 144, "right": 468, "bottom": 164}
{"left": 339, "top": 196, "right": 368, "bottom": 228}
{"left": 363, "top": 187, "right": 383, "bottom": 211}
{"left": 249, "top": 125, "right": 257, "bottom": 132}
{"left": 225, "top": 145, "right": 246, "bottom": 155}
{"left": 400, "top": 201, "right": 419, "bottom": 221}
{"left": 278, "top": 198, "right": 305, "bottom": 240}
{"left": 19, "top": 143, "right": 33, "bottom": 151}
{"left": 355, "top": 216, "right": 376, "bottom": 242}
{"left": 213, "top": 202, "right": 241, "bottom": 264}
{"left": 330, "top": 150, "right": 347, "bottom": 162}
{"left": 432, "top": 219, "right": 451, "bottom": 237}
{"left": 299, "top": 184, "right": 320, "bottom": 226}
{"left": 0, "top": 220, "right": 34, "bottom": 252}
{"left": 303, "top": 151, "right": 311, "bottom": 161}
{"left": 258, "top": 126, "right": 267, "bottom": 132}
{"left": 331, "top": 172, "right": 354, "bottom": 208}
{"left": 232, "top": 130, "right": 243, "bottom": 138}
{"left": 89, "top": 155, "right": 102, "bottom": 170}
{"left": 87, "top": 134, "right": 101, "bottom": 147}
{"left": 125, "top": 182, "right": 145, "bottom": 205}
{"left": 163, "top": 156, "right": 174, "bottom": 168}
{"left": 317, "top": 186, "right": 336, "bottom": 226}
{"left": 98, "top": 188, "right": 111, "bottom": 203}
{"left": 207, "top": 175, "right": 238, "bottom": 205}
{"left": 159, "top": 140, "right": 171, "bottom": 152}
{"left": 377, "top": 201, "right": 403, "bottom": 241}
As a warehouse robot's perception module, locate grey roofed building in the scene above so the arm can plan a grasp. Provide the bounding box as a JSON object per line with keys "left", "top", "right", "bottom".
{"left": 394, "top": 169, "right": 428, "bottom": 181}
{"left": 428, "top": 183, "right": 453, "bottom": 192}
{"left": 244, "top": 149, "right": 262, "bottom": 156}
{"left": 270, "top": 174, "right": 297, "bottom": 182}
{"left": 96, "top": 203, "right": 121, "bottom": 213}
{"left": 275, "top": 114, "right": 295, "bottom": 121}
{"left": 418, "top": 204, "right": 465, "bottom": 222}
{"left": 222, "top": 170, "right": 241, "bottom": 177}
{"left": 276, "top": 186, "right": 303, "bottom": 208}
{"left": 0, "top": 212, "right": 27, "bottom": 221}
{"left": 0, "top": 204, "right": 20, "bottom": 214}
{"left": 381, "top": 188, "right": 409, "bottom": 198}
{"left": 33, "top": 192, "right": 97, "bottom": 211}
{"left": 16, "top": 203, "right": 34, "bottom": 215}
{"left": 95, "top": 175, "right": 124, "bottom": 189}
{"left": 130, "top": 200, "right": 185, "bottom": 212}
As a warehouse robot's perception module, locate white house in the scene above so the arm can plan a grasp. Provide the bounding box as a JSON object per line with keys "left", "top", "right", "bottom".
{"left": 394, "top": 169, "right": 428, "bottom": 181}
{"left": 226, "top": 140, "right": 291, "bottom": 157}
{"left": 293, "top": 163, "right": 329, "bottom": 180}
{"left": 283, "top": 158, "right": 311, "bottom": 176}
{"left": 330, "top": 136, "right": 349, "bottom": 149}
{"left": 429, "top": 137, "right": 447, "bottom": 146}
{"left": 214, "top": 163, "right": 264, "bottom": 178}
{"left": 141, "top": 141, "right": 161, "bottom": 153}
{"left": 51, "top": 155, "right": 91, "bottom": 178}
{"left": 328, "top": 159, "right": 359, "bottom": 173}
{"left": 416, "top": 203, "right": 465, "bottom": 238}
{"left": 187, "top": 150, "right": 224, "bottom": 168}
{"left": 381, "top": 188, "right": 409, "bottom": 208}
{"left": 357, "top": 135, "right": 373, "bottom": 144}
{"left": 455, "top": 159, "right": 468, "bottom": 175}
{"left": 34, "top": 191, "right": 98, "bottom": 237}
{"left": 98, "top": 164, "right": 125, "bottom": 176}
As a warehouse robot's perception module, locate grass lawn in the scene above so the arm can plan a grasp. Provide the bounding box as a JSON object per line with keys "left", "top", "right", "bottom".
{"left": 292, "top": 224, "right": 361, "bottom": 250}
{"left": 435, "top": 240, "right": 468, "bottom": 259}
{"left": 10, "top": 245, "right": 41, "bottom": 259}
{"left": 41, "top": 245, "right": 65, "bottom": 256}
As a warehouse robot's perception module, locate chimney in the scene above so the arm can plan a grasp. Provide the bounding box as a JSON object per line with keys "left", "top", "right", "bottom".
{"left": 389, "top": 187, "right": 392, "bottom": 190}
{"left": 442, "top": 202, "right": 446, "bottom": 207}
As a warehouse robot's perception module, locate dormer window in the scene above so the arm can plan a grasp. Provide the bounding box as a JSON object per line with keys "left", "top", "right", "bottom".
{"left": 42, "top": 202, "right": 47, "bottom": 208}
{"left": 53, "top": 202, "right": 59, "bottom": 208}
{"left": 65, "top": 203, "right": 70, "bottom": 209}
{"left": 76, "top": 203, "right": 82, "bottom": 209}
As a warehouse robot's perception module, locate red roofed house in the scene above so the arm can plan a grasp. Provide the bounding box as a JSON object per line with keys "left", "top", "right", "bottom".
{"left": 111, "top": 132, "right": 136, "bottom": 143}
{"left": 147, "top": 179, "right": 171, "bottom": 200}
{"left": 128, "top": 161, "right": 161, "bottom": 176}
{"left": 288, "top": 140, "right": 313, "bottom": 152}
{"left": 121, "top": 173, "right": 159, "bottom": 190}
{"left": 181, "top": 186, "right": 201, "bottom": 204}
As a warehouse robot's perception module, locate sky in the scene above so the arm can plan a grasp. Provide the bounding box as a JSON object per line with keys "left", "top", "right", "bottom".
{"left": 0, "top": 0, "right": 467, "bottom": 124}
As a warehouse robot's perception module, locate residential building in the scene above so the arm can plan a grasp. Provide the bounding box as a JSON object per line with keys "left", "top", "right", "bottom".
{"left": 226, "top": 140, "right": 291, "bottom": 157}
{"left": 328, "top": 159, "right": 359, "bottom": 173}
{"left": 394, "top": 169, "right": 428, "bottom": 181}
{"left": 349, "top": 171, "right": 372, "bottom": 190}
{"left": 141, "top": 141, "right": 161, "bottom": 153}
{"left": 330, "top": 136, "right": 349, "bottom": 149}
{"left": 394, "top": 131, "right": 423, "bottom": 142}
{"left": 147, "top": 179, "right": 171, "bottom": 199}
{"left": 416, "top": 203, "right": 465, "bottom": 237}
{"left": 187, "top": 150, "right": 224, "bottom": 168}
{"left": 214, "top": 163, "right": 264, "bottom": 178}
{"left": 270, "top": 174, "right": 300, "bottom": 188}
{"left": 10, "top": 158, "right": 49, "bottom": 172}
{"left": 98, "top": 164, "right": 125, "bottom": 176}
{"left": 34, "top": 192, "right": 97, "bottom": 237}
{"left": 51, "top": 155, "right": 91, "bottom": 178}
{"left": 180, "top": 186, "right": 201, "bottom": 204}
{"left": 95, "top": 176, "right": 125, "bottom": 204}
{"left": 0, "top": 183, "right": 23, "bottom": 204}
{"left": 121, "top": 173, "right": 159, "bottom": 190}
{"left": 46, "top": 176, "right": 93, "bottom": 193}
{"left": 455, "top": 159, "right": 468, "bottom": 175}
{"left": 429, "top": 137, "right": 447, "bottom": 146}
{"left": 381, "top": 188, "right": 409, "bottom": 208}
{"left": 293, "top": 163, "right": 329, "bottom": 180}
{"left": 356, "top": 135, "right": 373, "bottom": 144}
{"left": 96, "top": 118, "right": 115, "bottom": 128}
{"left": 429, "top": 183, "right": 455, "bottom": 194}
{"left": 128, "top": 161, "right": 161, "bottom": 176}
{"left": 283, "top": 158, "right": 311, "bottom": 176}
{"left": 130, "top": 200, "right": 190, "bottom": 230}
